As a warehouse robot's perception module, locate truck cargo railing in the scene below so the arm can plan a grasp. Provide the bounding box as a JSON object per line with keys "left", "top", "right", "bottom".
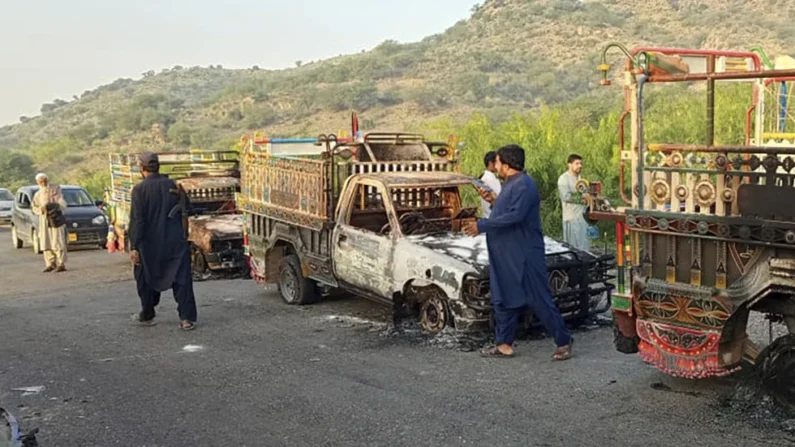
{"left": 238, "top": 152, "right": 329, "bottom": 230}
{"left": 108, "top": 150, "right": 240, "bottom": 229}
{"left": 239, "top": 135, "right": 458, "bottom": 231}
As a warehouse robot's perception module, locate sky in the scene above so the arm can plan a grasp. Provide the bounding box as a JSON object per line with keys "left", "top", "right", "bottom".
{"left": 0, "top": 0, "right": 477, "bottom": 125}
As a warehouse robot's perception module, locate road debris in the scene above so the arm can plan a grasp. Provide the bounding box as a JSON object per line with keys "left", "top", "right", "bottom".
{"left": 717, "top": 371, "right": 795, "bottom": 437}
{"left": 10, "top": 387, "right": 44, "bottom": 397}
{"left": 181, "top": 345, "right": 204, "bottom": 353}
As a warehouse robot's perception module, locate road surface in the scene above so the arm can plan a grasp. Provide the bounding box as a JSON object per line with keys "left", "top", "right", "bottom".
{"left": 0, "top": 227, "right": 793, "bottom": 446}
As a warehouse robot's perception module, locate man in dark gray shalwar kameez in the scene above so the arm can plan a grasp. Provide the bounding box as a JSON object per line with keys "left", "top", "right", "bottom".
{"left": 129, "top": 152, "right": 197, "bottom": 330}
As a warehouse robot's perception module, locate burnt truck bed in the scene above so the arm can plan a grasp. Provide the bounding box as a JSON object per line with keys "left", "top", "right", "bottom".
{"left": 407, "top": 233, "right": 616, "bottom": 328}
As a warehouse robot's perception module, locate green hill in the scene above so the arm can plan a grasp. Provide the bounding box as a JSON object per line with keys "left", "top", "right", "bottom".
{"left": 1, "top": 0, "right": 794, "bottom": 193}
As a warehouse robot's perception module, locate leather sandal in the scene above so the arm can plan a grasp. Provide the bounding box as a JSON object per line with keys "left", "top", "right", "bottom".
{"left": 552, "top": 338, "right": 574, "bottom": 361}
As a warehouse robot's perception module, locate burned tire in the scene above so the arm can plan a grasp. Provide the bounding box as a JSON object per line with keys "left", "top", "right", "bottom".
{"left": 277, "top": 254, "right": 318, "bottom": 305}
{"left": 759, "top": 333, "right": 795, "bottom": 409}
{"left": 11, "top": 226, "right": 23, "bottom": 249}
{"left": 419, "top": 290, "right": 451, "bottom": 334}
{"left": 613, "top": 323, "right": 639, "bottom": 354}
{"left": 191, "top": 244, "right": 210, "bottom": 281}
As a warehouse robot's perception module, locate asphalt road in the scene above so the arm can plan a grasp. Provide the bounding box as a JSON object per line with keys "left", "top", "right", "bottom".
{"left": 1, "top": 226, "right": 793, "bottom": 447}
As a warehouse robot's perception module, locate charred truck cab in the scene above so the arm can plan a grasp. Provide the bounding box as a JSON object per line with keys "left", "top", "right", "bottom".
{"left": 595, "top": 43, "right": 795, "bottom": 404}
{"left": 239, "top": 131, "right": 614, "bottom": 333}
{"left": 107, "top": 150, "right": 246, "bottom": 278}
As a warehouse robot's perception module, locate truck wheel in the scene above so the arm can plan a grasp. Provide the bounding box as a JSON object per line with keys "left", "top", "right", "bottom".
{"left": 191, "top": 245, "right": 210, "bottom": 281}
{"left": 32, "top": 230, "right": 41, "bottom": 255}
{"left": 11, "top": 226, "right": 23, "bottom": 249}
{"left": 419, "top": 290, "right": 451, "bottom": 334}
{"left": 613, "top": 323, "right": 639, "bottom": 354}
{"left": 759, "top": 333, "right": 795, "bottom": 410}
{"left": 277, "top": 254, "right": 318, "bottom": 305}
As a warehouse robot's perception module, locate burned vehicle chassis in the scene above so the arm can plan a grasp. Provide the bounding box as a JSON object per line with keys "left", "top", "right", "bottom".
{"left": 420, "top": 237, "right": 616, "bottom": 333}
{"left": 240, "top": 131, "right": 615, "bottom": 335}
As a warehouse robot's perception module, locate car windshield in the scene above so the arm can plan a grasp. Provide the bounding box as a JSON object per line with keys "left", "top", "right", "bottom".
{"left": 62, "top": 189, "right": 94, "bottom": 207}
{"left": 0, "top": 189, "right": 13, "bottom": 201}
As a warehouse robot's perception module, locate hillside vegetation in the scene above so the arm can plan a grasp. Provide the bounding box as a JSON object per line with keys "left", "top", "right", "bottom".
{"left": 0, "top": 0, "right": 793, "bottom": 218}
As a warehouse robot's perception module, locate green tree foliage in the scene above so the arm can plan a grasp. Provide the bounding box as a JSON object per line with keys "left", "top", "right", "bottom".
{"left": 78, "top": 169, "right": 110, "bottom": 200}
{"left": 421, "top": 83, "right": 753, "bottom": 237}
{"left": 102, "top": 93, "right": 181, "bottom": 133}
{"left": 0, "top": 151, "right": 36, "bottom": 190}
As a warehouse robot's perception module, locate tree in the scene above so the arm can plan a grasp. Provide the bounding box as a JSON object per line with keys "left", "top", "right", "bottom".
{"left": 0, "top": 151, "right": 36, "bottom": 188}
{"left": 167, "top": 122, "right": 194, "bottom": 146}
{"left": 295, "top": 60, "right": 303, "bottom": 67}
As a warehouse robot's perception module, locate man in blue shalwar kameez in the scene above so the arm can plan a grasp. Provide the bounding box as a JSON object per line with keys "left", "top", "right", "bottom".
{"left": 463, "top": 145, "right": 573, "bottom": 360}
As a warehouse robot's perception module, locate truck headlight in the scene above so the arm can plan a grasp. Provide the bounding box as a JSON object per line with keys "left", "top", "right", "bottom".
{"left": 92, "top": 215, "right": 107, "bottom": 225}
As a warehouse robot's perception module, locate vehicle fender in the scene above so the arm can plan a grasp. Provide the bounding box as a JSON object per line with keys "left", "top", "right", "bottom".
{"left": 249, "top": 221, "right": 305, "bottom": 283}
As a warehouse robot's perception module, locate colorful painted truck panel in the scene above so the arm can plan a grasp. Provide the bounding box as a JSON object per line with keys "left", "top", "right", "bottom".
{"left": 594, "top": 44, "right": 795, "bottom": 403}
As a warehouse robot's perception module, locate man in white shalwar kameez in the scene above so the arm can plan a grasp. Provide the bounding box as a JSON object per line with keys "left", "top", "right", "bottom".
{"left": 557, "top": 154, "right": 590, "bottom": 251}
{"left": 32, "top": 173, "right": 68, "bottom": 272}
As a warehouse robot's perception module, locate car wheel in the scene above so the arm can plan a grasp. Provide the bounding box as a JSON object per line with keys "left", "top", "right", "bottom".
{"left": 31, "top": 229, "right": 42, "bottom": 255}
{"left": 419, "top": 288, "right": 451, "bottom": 334}
{"left": 11, "top": 226, "right": 23, "bottom": 249}
{"left": 277, "top": 254, "right": 318, "bottom": 305}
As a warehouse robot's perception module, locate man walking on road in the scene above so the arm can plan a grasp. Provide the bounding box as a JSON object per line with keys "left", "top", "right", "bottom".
{"left": 463, "top": 145, "right": 573, "bottom": 360}
{"left": 480, "top": 151, "right": 502, "bottom": 218}
{"left": 32, "top": 173, "right": 68, "bottom": 273}
{"left": 557, "top": 154, "right": 590, "bottom": 251}
{"left": 129, "top": 152, "right": 197, "bottom": 330}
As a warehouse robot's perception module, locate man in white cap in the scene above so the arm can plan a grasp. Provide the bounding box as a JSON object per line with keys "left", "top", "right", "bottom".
{"left": 31, "top": 173, "right": 68, "bottom": 272}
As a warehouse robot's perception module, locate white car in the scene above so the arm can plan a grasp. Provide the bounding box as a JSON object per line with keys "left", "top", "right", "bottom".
{"left": 0, "top": 188, "right": 13, "bottom": 225}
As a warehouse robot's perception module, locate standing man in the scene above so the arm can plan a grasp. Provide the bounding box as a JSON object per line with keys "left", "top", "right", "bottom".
{"left": 558, "top": 154, "right": 590, "bottom": 251}
{"left": 463, "top": 145, "right": 573, "bottom": 360}
{"left": 480, "top": 151, "right": 502, "bottom": 218}
{"left": 129, "top": 152, "right": 197, "bottom": 330}
{"left": 31, "top": 173, "right": 68, "bottom": 272}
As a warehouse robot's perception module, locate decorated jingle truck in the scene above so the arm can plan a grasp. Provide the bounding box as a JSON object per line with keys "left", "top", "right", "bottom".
{"left": 107, "top": 150, "right": 246, "bottom": 278}
{"left": 595, "top": 43, "right": 795, "bottom": 404}
{"left": 238, "top": 132, "right": 615, "bottom": 333}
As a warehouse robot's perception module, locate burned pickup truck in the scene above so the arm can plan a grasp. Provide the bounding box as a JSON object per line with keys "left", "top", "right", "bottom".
{"left": 107, "top": 150, "right": 246, "bottom": 278}
{"left": 239, "top": 133, "right": 614, "bottom": 333}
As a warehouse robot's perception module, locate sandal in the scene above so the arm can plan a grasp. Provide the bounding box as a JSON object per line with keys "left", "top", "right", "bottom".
{"left": 479, "top": 346, "right": 514, "bottom": 358}
{"left": 180, "top": 321, "right": 196, "bottom": 331}
{"left": 130, "top": 313, "right": 157, "bottom": 326}
{"left": 552, "top": 338, "right": 574, "bottom": 361}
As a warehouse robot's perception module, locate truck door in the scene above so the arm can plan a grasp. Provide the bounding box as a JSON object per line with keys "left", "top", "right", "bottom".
{"left": 332, "top": 180, "right": 397, "bottom": 299}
